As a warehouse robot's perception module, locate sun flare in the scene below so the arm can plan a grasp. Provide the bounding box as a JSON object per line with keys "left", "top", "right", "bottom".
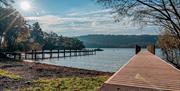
{"left": 20, "top": 1, "right": 31, "bottom": 11}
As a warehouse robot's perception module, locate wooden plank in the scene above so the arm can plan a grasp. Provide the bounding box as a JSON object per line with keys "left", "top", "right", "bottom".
{"left": 100, "top": 51, "right": 180, "bottom": 91}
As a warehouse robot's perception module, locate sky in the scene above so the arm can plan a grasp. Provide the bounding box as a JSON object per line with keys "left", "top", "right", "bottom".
{"left": 14, "top": 0, "right": 160, "bottom": 37}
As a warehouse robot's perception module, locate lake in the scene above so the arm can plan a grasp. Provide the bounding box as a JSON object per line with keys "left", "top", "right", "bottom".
{"left": 38, "top": 48, "right": 162, "bottom": 72}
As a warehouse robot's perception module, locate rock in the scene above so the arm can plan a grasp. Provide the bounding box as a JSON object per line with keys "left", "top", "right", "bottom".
{"left": 25, "top": 81, "right": 32, "bottom": 85}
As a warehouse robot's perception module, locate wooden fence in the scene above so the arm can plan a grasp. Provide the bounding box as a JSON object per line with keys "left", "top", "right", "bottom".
{"left": 1, "top": 49, "right": 96, "bottom": 60}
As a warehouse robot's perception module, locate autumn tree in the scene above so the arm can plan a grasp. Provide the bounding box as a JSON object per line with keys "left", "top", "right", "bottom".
{"left": 0, "top": 0, "right": 15, "bottom": 48}
{"left": 0, "top": 7, "right": 31, "bottom": 50}
{"left": 158, "top": 32, "right": 180, "bottom": 68}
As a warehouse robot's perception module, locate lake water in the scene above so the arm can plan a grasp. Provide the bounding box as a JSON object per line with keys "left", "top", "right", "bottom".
{"left": 38, "top": 48, "right": 162, "bottom": 72}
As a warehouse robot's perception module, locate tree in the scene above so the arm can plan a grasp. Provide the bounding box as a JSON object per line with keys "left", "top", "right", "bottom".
{"left": 43, "top": 32, "right": 85, "bottom": 50}
{"left": 96, "top": 0, "right": 180, "bottom": 68}
{"left": 0, "top": 0, "right": 85, "bottom": 52}
{"left": 96, "top": 0, "right": 180, "bottom": 38}
{"left": 158, "top": 32, "right": 180, "bottom": 68}
{"left": 31, "top": 22, "right": 45, "bottom": 45}
{"left": 0, "top": 8, "right": 30, "bottom": 51}
{"left": 0, "top": 0, "right": 14, "bottom": 7}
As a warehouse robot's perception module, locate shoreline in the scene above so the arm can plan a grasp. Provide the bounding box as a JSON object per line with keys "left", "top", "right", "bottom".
{"left": 0, "top": 58, "right": 113, "bottom": 90}
{"left": 24, "top": 59, "right": 115, "bottom": 73}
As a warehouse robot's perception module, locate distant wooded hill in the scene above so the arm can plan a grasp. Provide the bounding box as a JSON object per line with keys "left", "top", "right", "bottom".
{"left": 77, "top": 35, "right": 158, "bottom": 48}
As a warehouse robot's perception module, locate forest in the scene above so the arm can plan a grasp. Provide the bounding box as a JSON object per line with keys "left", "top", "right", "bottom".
{"left": 77, "top": 35, "right": 157, "bottom": 48}
{"left": 0, "top": 7, "right": 85, "bottom": 52}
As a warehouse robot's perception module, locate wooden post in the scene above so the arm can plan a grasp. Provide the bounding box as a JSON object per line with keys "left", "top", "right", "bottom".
{"left": 50, "top": 49, "right": 52, "bottom": 58}
{"left": 70, "top": 49, "right": 72, "bottom": 57}
{"left": 25, "top": 52, "right": 27, "bottom": 59}
{"left": 75, "top": 50, "right": 77, "bottom": 56}
{"left": 64, "top": 49, "right": 66, "bottom": 57}
{"left": 86, "top": 50, "right": 89, "bottom": 55}
{"left": 42, "top": 50, "right": 44, "bottom": 59}
{"left": 79, "top": 51, "right": 81, "bottom": 56}
{"left": 58, "top": 49, "right": 60, "bottom": 58}
{"left": 89, "top": 50, "right": 90, "bottom": 55}
{"left": 147, "top": 44, "right": 155, "bottom": 55}
{"left": 84, "top": 50, "right": 86, "bottom": 56}
{"left": 14, "top": 54, "right": 16, "bottom": 60}
{"left": 34, "top": 50, "right": 37, "bottom": 59}
{"left": 76, "top": 50, "right": 78, "bottom": 56}
{"left": 88, "top": 50, "right": 90, "bottom": 55}
{"left": 19, "top": 53, "right": 21, "bottom": 60}
{"left": 32, "top": 50, "right": 34, "bottom": 59}
{"left": 82, "top": 50, "right": 84, "bottom": 56}
{"left": 86, "top": 50, "right": 88, "bottom": 55}
{"left": 135, "top": 45, "right": 141, "bottom": 54}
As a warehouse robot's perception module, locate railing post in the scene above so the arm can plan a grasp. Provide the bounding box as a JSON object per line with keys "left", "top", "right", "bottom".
{"left": 70, "top": 49, "right": 72, "bottom": 57}
{"left": 58, "top": 49, "right": 60, "bottom": 58}
{"left": 50, "top": 49, "right": 52, "bottom": 58}
{"left": 31, "top": 50, "right": 34, "bottom": 59}
{"left": 79, "top": 50, "right": 81, "bottom": 56}
{"left": 76, "top": 50, "right": 79, "bottom": 56}
{"left": 64, "top": 49, "right": 66, "bottom": 57}
{"left": 25, "top": 52, "right": 27, "bottom": 59}
{"left": 42, "top": 50, "right": 44, "bottom": 59}
{"left": 86, "top": 50, "right": 88, "bottom": 55}
{"left": 19, "top": 53, "right": 21, "bottom": 60}
{"left": 135, "top": 45, "right": 141, "bottom": 54}
{"left": 14, "top": 54, "right": 16, "bottom": 60}
{"left": 83, "top": 50, "right": 85, "bottom": 56}
{"left": 34, "top": 50, "right": 37, "bottom": 59}
{"left": 75, "top": 50, "right": 77, "bottom": 56}
{"left": 147, "top": 44, "right": 155, "bottom": 55}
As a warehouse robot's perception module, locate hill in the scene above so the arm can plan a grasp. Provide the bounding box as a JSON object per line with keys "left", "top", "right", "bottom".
{"left": 77, "top": 35, "right": 158, "bottom": 48}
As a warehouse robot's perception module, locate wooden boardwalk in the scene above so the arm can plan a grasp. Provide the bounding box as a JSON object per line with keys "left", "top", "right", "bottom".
{"left": 100, "top": 51, "right": 180, "bottom": 91}
{"left": 1, "top": 49, "right": 96, "bottom": 60}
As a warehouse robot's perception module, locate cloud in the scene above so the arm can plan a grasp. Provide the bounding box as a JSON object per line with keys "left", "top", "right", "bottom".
{"left": 25, "top": 9, "right": 159, "bottom": 36}
{"left": 67, "top": 9, "right": 112, "bottom": 16}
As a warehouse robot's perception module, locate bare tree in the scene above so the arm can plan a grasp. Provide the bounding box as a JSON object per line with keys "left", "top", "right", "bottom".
{"left": 96, "top": 0, "right": 180, "bottom": 38}
{"left": 96, "top": 0, "right": 180, "bottom": 68}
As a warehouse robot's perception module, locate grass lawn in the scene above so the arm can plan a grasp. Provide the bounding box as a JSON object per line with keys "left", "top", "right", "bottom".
{"left": 0, "top": 60, "right": 112, "bottom": 91}
{"left": 19, "top": 76, "right": 109, "bottom": 91}
{"left": 0, "top": 69, "right": 21, "bottom": 80}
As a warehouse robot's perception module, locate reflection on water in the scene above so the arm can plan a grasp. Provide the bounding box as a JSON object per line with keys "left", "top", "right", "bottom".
{"left": 38, "top": 48, "right": 162, "bottom": 72}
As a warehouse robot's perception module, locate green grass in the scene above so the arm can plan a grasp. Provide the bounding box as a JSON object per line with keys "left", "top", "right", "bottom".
{"left": 0, "top": 69, "right": 21, "bottom": 80}
{"left": 19, "top": 76, "right": 109, "bottom": 91}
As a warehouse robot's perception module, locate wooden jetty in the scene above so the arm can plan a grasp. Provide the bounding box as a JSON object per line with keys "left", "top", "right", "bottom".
{"left": 100, "top": 50, "right": 180, "bottom": 91}
{"left": 1, "top": 49, "right": 96, "bottom": 60}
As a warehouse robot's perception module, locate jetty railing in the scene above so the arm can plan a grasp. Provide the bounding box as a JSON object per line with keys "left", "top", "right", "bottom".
{"left": 1, "top": 49, "right": 96, "bottom": 60}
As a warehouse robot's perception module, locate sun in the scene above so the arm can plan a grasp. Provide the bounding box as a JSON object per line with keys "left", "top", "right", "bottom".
{"left": 20, "top": 1, "right": 31, "bottom": 11}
